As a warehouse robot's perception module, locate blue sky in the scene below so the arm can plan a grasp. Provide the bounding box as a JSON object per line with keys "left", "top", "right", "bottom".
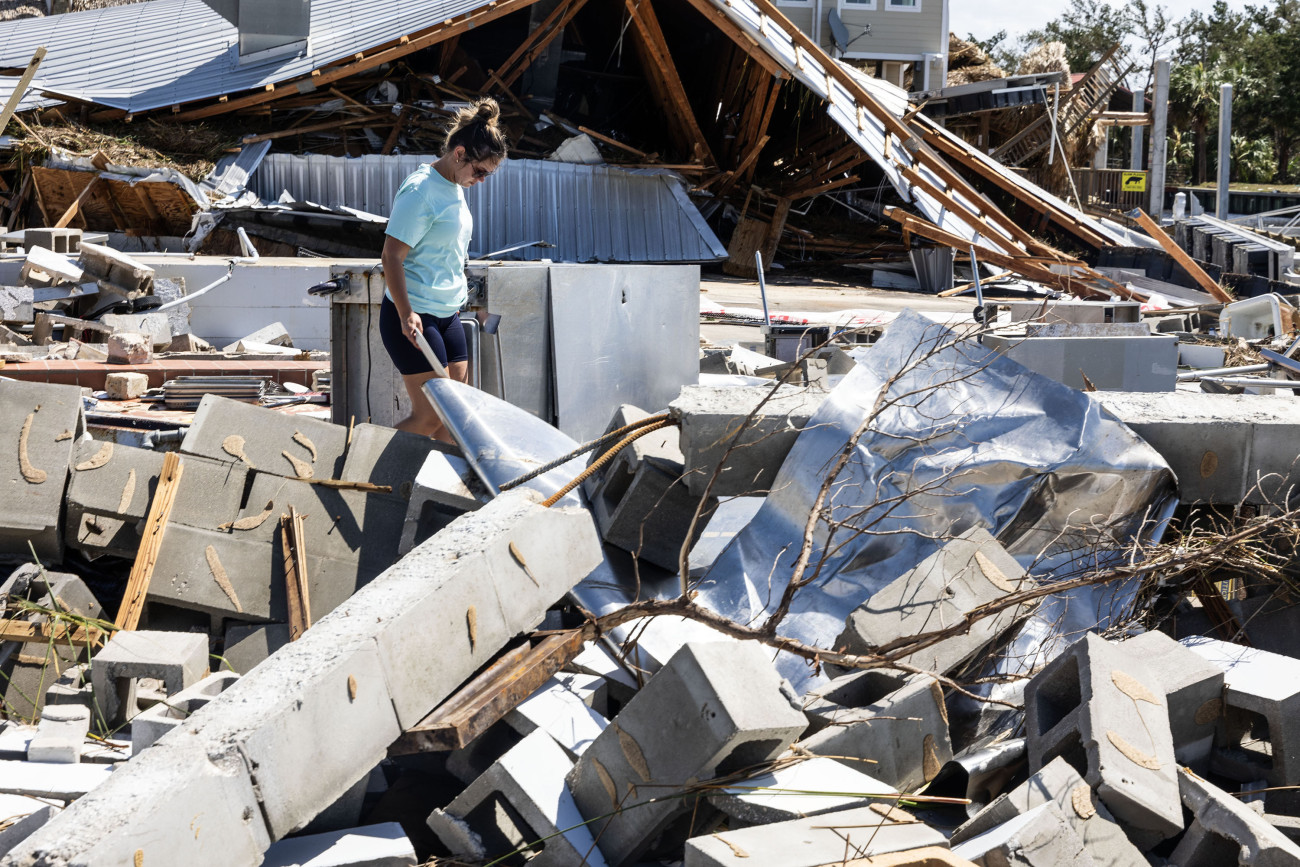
{"left": 950, "top": 0, "right": 1256, "bottom": 45}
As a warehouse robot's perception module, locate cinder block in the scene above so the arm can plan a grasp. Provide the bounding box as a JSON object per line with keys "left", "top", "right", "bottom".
{"left": 78, "top": 241, "right": 154, "bottom": 295}
{"left": 567, "top": 641, "right": 807, "bottom": 866}
{"left": 89, "top": 630, "right": 210, "bottom": 728}
{"left": 1182, "top": 636, "right": 1300, "bottom": 802}
{"left": 835, "top": 527, "right": 1034, "bottom": 676}
{"left": 131, "top": 670, "right": 240, "bottom": 753}
{"left": 1120, "top": 631, "right": 1225, "bottom": 773}
{"left": 951, "top": 802, "right": 1093, "bottom": 867}
{"left": 950, "top": 757, "right": 1147, "bottom": 867}
{"left": 799, "top": 670, "right": 953, "bottom": 793}
{"left": 261, "top": 822, "right": 417, "bottom": 867}
{"left": 106, "top": 332, "right": 151, "bottom": 365}
{"left": 504, "top": 675, "right": 607, "bottom": 759}
{"left": 23, "top": 228, "right": 81, "bottom": 255}
{"left": 1171, "top": 767, "right": 1300, "bottom": 866}
{"left": 398, "top": 450, "right": 483, "bottom": 556}
{"left": 182, "top": 394, "right": 349, "bottom": 479}
{"left": 683, "top": 803, "right": 948, "bottom": 867}
{"left": 0, "top": 565, "right": 102, "bottom": 620}
{"left": 44, "top": 663, "right": 93, "bottom": 711}
{"left": 19, "top": 246, "right": 84, "bottom": 287}
{"left": 103, "top": 372, "right": 149, "bottom": 400}
{"left": 669, "top": 385, "right": 825, "bottom": 497}
{"left": 592, "top": 452, "right": 716, "bottom": 573}
{"left": 708, "top": 756, "right": 893, "bottom": 826}
{"left": 0, "top": 380, "right": 85, "bottom": 563}
{"left": 1024, "top": 633, "right": 1182, "bottom": 845}
{"left": 1, "top": 642, "right": 82, "bottom": 724}
{"left": 26, "top": 705, "right": 90, "bottom": 764}
{"left": 428, "top": 729, "right": 609, "bottom": 867}
{"left": 340, "top": 423, "right": 449, "bottom": 493}
{"left": 220, "top": 623, "right": 291, "bottom": 675}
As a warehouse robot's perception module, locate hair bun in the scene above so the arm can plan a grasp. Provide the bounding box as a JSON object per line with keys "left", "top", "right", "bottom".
{"left": 475, "top": 98, "right": 501, "bottom": 125}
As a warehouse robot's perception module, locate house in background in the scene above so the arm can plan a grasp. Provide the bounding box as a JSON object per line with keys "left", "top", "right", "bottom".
{"left": 775, "top": 0, "right": 949, "bottom": 92}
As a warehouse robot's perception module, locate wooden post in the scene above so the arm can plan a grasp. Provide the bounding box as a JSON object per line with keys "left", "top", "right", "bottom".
{"left": 116, "top": 452, "right": 184, "bottom": 631}
{"left": 281, "top": 506, "right": 312, "bottom": 640}
{"left": 0, "top": 48, "right": 45, "bottom": 137}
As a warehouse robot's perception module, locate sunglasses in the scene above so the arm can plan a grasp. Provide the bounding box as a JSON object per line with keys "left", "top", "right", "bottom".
{"left": 470, "top": 161, "right": 497, "bottom": 180}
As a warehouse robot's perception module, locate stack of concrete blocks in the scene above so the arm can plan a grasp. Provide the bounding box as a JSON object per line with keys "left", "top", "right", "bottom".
{"left": 5, "top": 490, "right": 603, "bottom": 867}
{"left": 566, "top": 641, "right": 808, "bottom": 866}
{"left": 683, "top": 803, "right": 950, "bottom": 866}
{"left": 130, "top": 671, "right": 240, "bottom": 752}
{"left": 1118, "top": 631, "right": 1225, "bottom": 774}
{"left": 429, "top": 729, "right": 610, "bottom": 867}
{"left": 670, "top": 385, "right": 826, "bottom": 497}
{"left": 1171, "top": 767, "right": 1300, "bottom": 866}
{"left": 0, "top": 380, "right": 85, "bottom": 564}
{"left": 707, "top": 756, "right": 894, "bottom": 826}
{"left": 587, "top": 404, "right": 716, "bottom": 571}
{"left": 799, "top": 668, "right": 953, "bottom": 793}
{"left": 950, "top": 757, "right": 1147, "bottom": 866}
{"left": 88, "top": 630, "right": 210, "bottom": 730}
{"left": 1023, "top": 633, "right": 1182, "bottom": 849}
{"left": 1182, "top": 636, "right": 1300, "bottom": 815}
{"left": 835, "top": 527, "right": 1035, "bottom": 676}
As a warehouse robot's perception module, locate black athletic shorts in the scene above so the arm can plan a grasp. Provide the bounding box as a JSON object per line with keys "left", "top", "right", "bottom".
{"left": 379, "top": 294, "right": 468, "bottom": 375}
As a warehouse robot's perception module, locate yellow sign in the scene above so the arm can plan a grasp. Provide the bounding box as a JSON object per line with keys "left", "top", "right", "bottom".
{"left": 1122, "top": 171, "right": 1148, "bottom": 192}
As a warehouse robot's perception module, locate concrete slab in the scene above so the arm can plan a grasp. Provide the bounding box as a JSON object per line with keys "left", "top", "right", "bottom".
{"left": 709, "top": 756, "right": 894, "bottom": 826}
{"left": 0, "top": 380, "right": 85, "bottom": 563}
{"left": 181, "top": 394, "right": 348, "bottom": 479}
{"left": 261, "top": 823, "right": 417, "bottom": 867}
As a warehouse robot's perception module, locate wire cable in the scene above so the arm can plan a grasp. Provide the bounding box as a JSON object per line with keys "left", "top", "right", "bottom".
{"left": 498, "top": 412, "right": 673, "bottom": 492}
{"left": 541, "top": 419, "right": 674, "bottom": 508}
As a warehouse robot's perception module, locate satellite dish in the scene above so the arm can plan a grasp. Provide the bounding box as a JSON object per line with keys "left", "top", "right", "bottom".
{"left": 828, "top": 9, "right": 851, "bottom": 54}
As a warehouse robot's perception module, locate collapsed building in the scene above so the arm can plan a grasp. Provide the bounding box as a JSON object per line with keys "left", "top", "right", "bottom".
{"left": 0, "top": 1, "right": 1298, "bottom": 866}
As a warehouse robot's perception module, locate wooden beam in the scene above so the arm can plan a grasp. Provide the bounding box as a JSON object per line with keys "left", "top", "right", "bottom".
{"left": 494, "top": 0, "right": 589, "bottom": 89}
{"left": 577, "top": 125, "right": 650, "bottom": 159}
{"left": 0, "top": 619, "right": 106, "bottom": 648}
{"left": 390, "top": 630, "right": 585, "bottom": 753}
{"left": 677, "top": 0, "right": 784, "bottom": 79}
{"left": 381, "top": 105, "right": 411, "bottom": 156}
{"left": 624, "top": 0, "right": 715, "bottom": 166}
{"left": 0, "top": 47, "right": 46, "bottom": 136}
{"left": 115, "top": 452, "right": 184, "bottom": 631}
{"left": 1133, "top": 209, "right": 1233, "bottom": 304}
{"left": 717, "top": 134, "right": 770, "bottom": 197}
{"left": 52, "top": 176, "right": 101, "bottom": 229}
{"left": 280, "top": 506, "right": 312, "bottom": 641}
{"left": 240, "top": 114, "right": 387, "bottom": 145}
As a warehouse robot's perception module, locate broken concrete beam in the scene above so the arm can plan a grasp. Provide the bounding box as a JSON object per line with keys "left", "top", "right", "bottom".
{"left": 220, "top": 623, "right": 291, "bottom": 675}
{"left": 131, "top": 671, "right": 240, "bottom": 753}
{"left": 26, "top": 705, "right": 90, "bottom": 764}
{"left": 19, "top": 247, "right": 84, "bottom": 288}
{"left": 106, "top": 331, "right": 151, "bottom": 365}
{"left": 1119, "top": 631, "right": 1225, "bottom": 774}
{"left": 99, "top": 312, "right": 172, "bottom": 349}
{"left": 709, "top": 756, "right": 894, "bottom": 826}
{"left": 221, "top": 322, "right": 293, "bottom": 354}
{"left": 951, "top": 802, "right": 1093, "bottom": 867}
{"left": 77, "top": 242, "right": 154, "bottom": 295}
{"left": 683, "top": 803, "right": 948, "bottom": 866}
{"left": 0, "top": 379, "right": 85, "bottom": 563}
{"left": 950, "top": 757, "right": 1147, "bottom": 867}
{"left": 1024, "top": 633, "right": 1182, "bottom": 845}
{"left": 1171, "top": 767, "right": 1300, "bottom": 866}
{"left": 398, "top": 450, "right": 483, "bottom": 556}
{"left": 835, "top": 527, "right": 1034, "bottom": 676}
{"left": 1181, "top": 636, "right": 1300, "bottom": 806}
{"left": 567, "top": 641, "right": 807, "bottom": 866}
{"left": 103, "top": 372, "right": 148, "bottom": 400}
{"left": 669, "top": 385, "right": 825, "bottom": 497}
{"left": 799, "top": 670, "right": 953, "bottom": 793}
{"left": 88, "top": 630, "right": 210, "bottom": 728}
{"left": 0, "top": 799, "right": 57, "bottom": 860}
{"left": 23, "top": 228, "right": 81, "bottom": 255}
{"left": 181, "top": 394, "right": 349, "bottom": 479}
{"left": 504, "top": 675, "right": 607, "bottom": 759}
{"left": 261, "top": 822, "right": 417, "bottom": 867}
{"left": 428, "top": 729, "right": 609, "bottom": 867}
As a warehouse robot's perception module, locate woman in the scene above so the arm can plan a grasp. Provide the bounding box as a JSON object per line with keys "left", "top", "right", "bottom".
{"left": 379, "top": 97, "right": 507, "bottom": 441}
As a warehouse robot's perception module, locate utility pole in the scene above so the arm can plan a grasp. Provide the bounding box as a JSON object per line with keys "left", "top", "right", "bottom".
{"left": 1148, "top": 58, "right": 1170, "bottom": 217}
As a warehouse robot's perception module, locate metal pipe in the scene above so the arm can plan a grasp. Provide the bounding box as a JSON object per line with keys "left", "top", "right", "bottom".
{"left": 1131, "top": 89, "right": 1145, "bottom": 172}
{"left": 152, "top": 227, "right": 260, "bottom": 313}
{"left": 1217, "top": 83, "right": 1233, "bottom": 219}
{"left": 969, "top": 246, "right": 983, "bottom": 309}
{"left": 1199, "top": 376, "right": 1300, "bottom": 388}
{"left": 754, "top": 250, "right": 772, "bottom": 329}
{"left": 1176, "top": 363, "right": 1269, "bottom": 381}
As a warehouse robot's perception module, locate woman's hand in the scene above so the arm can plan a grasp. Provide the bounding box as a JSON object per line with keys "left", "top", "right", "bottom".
{"left": 404, "top": 310, "right": 423, "bottom": 347}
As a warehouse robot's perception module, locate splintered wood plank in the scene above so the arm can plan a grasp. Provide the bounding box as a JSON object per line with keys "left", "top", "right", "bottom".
{"left": 280, "top": 505, "right": 312, "bottom": 641}
{"left": 0, "top": 619, "right": 106, "bottom": 647}
{"left": 115, "top": 452, "right": 184, "bottom": 631}
{"left": 1133, "top": 209, "right": 1233, "bottom": 303}
{"left": 390, "top": 630, "right": 585, "bottom": 753}
{"left": 624, "top": 0, "right": 715, "bottom": 166}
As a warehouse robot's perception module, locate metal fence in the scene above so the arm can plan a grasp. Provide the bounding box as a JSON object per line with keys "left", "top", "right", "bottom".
{"left": 1072, "top": 167, "right": 1148, "bottom": 211}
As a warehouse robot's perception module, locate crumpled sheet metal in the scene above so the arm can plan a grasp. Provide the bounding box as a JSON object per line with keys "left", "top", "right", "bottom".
{"left": 693, "top": 309, "right": 1178, "bottom": 693}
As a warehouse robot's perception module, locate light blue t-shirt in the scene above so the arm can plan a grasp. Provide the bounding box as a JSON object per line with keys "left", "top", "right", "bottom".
{"left": 384, "top": 164, "right": 472, "bottom": 317}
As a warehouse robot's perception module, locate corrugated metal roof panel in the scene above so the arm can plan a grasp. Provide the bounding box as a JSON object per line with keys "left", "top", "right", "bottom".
{"left": 0, "top": 0, "right": 497, "bottom": 113}
{"left": 247, "top": 154, "right": 727, "bottom": 263}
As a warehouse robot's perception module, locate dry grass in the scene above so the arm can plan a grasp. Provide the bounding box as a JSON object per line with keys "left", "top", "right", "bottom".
{"left": 11, "top": 117, "right": 242, "bottom": 180}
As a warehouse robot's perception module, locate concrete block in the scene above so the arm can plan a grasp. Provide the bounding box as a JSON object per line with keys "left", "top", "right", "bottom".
{"left": 27, "top": 705, "right": 89, "bottom": 764}
{"left": 592, "top": 452, "right": 716, "bottom": 572}
{"left": 1182, "top": 636, "right": 1300, "bottom": 800}
{"left": 799, "top": 670, "right": 953, "bottom": 793}
{"left": 567, "top": 641, "right": 807, "bottom": 866}
{"left": 835, "top": 527, "right": 1034, "bottom": 676}
{"left": 0, "top": 565, "right": 102, "bottom": 620}
{"left": 103, "top": 372, "right": 149, "bottom": 400}
{"left": 0, "top": 799, "right": 57, "bottom": 859}
{"left": 1, "top": 642, "right": 82, "bottom": 724}
{"left": 222, "top": 322, "right": 293, "bottom": 353}
{"left": 683, "top": 803, "right": 948, "bottom": 867}
{"left": 131, "top": 670, "right": 240, "bottom": 753}
{"left": 566, "top": 641, "right": 639, "bottom": 713}
{"left": 1024, "top": 633, "right": 1182, "bottom": 844}
{"left": 262, "top": 823, "right": 417, "bottom": 867}
{"left": 89, "top": 630, "right": 210, "bottom": 728}
{"left": 165, "top": 332, "right": 212, "bottom": 353}
{"left": 77, "top": 242, "right": 154, "bottom": 294}
{"left": 428, "top": 729, "right": 609, "bottom": 867}
{"left": 106, "top": 331, "right": 150, "bottom": 365}
{"left": 505, "top": 675, "right": 608, "bottom": 759}
{"left": 19, "top": 246, "right": 84, "bottom": 287}
{"left": 221, "top": 623, "right": 291, "bottom": 675}
{"left": 709, "top": 756, "right": 893, "bottom": 826}
{"left": 23, "top": 228, "right": 81, "bottom": 255}
{"left": 99, "top": 312, "right": 172, "bottom": 349}
{"left": 670, "top": 385, "right": 825, "bottom": 497}
{"left": 951, "top": 802, "right": 1093, "bottom": 867}
{"left": 182, "top": 394, "right": 348, "bottom": 479}
{"left": 339, "top": 423, "right": 448, "bottom": 493}
{"left": 44, "top": 663, "right": 93, "bottom": 711}
{"left": 397, "top": 450, "right": 483, "bottom": 556}
{"left": 1091, "top": 392, "right": 1300, "bottom": 505}
{"left": 1120, "top": 631, "right": 1225, "bottom": 773}
{"left": 1, "top": 737, "right": 269, "bottom": 866}
{"left": 950, "top": 757, "right": 1146, "bottom": 867}
{"left": 0, "top": 758, "right": 114, "bottom": 800}
{"left": 0, "top": 380, "right": 84, "bottom": 563}
{"left": 1171, "top": 767, "right": 1300, "bottom": 866}
{"left": 983, "top": 332, "right": 1177, "bottom": 392}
